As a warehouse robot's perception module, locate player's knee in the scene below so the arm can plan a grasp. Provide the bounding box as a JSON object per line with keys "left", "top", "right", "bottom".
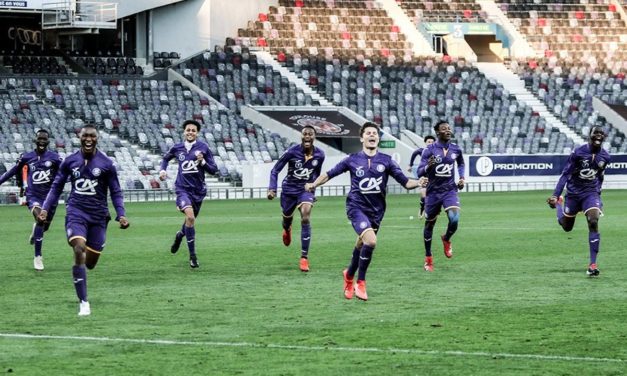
{"left": 185, "top": 216, "right": 195, "bottom": 226}
{"left": 587, "top": 218, "right": 599, "bottom": 232}
{"left": 447, "top": 210, "right": 460, "bottom": 225}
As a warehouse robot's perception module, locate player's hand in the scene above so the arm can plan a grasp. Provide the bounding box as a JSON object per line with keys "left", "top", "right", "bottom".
{"left": 118, "top": 216, "right": 130, "bottom": 229}
{"left": 267, "top": 189, "right": 276, "bottom": 200}
{"left": 419, "top": 177, "right": 428, "bottom": 187}
{"left": 427, "top": 155, "right": 437, "bottom": 168}
{"left": 457, "top": 178, "right": 465, "bottom": 190}
{"left": 37, "top": 209, "right": 48, "bottom": 224}
{"left": 304, "top": 183, "right": 315, "bottom": 192}
{"left": 196, "top": 152, "right": 204, "bottom": 164}
{"left": 547, "top": 196, "right": 558, "bottom": 208}
{"left": 159, "top": 170, "right": 167, "bottom": 181}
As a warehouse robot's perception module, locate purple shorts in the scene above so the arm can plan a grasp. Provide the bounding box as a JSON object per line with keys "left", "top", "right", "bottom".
{"left": 65, "top": 208, "right": 110, "bottom": 252}
{"left": 347, "top": 207, "right": 382, "bottom": 236}
{"left": 563, "top": 193, "right": 602, "bottom": 217}
{"left": 280, "top": 191, "right": 315, "bottom": 217}
{"left": 176, "top": 190, "right": 204, "bottom": 217}
{"left": 28, "top": 195, "right": 57, "bottom": 222}
{"left": 425, "top": 190, "right": 461, "bottom": 220}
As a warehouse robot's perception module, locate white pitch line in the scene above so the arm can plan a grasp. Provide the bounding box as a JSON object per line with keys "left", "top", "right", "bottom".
{"left": 0, "top": 333, "right": 623, "bottom": 364}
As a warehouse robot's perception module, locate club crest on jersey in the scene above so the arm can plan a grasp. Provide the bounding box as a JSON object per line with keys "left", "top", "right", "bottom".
{"left": 194, "top": 150, "right": 202, "bottom": 157}
{"left": 376, "top": 164, "right": 385, "bottom": 172}
{"left": 29, "top": 163, "right": 35, "bottom": 170}
{"left": 312, "top": 160, "right": 319, "bottom": 166}
{"left": 45, "top": 161, "right": 52, "bottom": 167}
{"left": 72, "top": 167, "right": 80, "bottom": 179}
{"left": 356, "top": 166, "right": 365, "bottom": 177}
{"left": 178, "top": 153, "right": 186, "bottom": 161}
{"left": 450, "top": 153, "right": 457, "bottom": 160}
{"left": 92, "top": 168, "right": 101, "bottom": 177}
{"left": 598, "top": 161, "right": 606, "bottom": 169}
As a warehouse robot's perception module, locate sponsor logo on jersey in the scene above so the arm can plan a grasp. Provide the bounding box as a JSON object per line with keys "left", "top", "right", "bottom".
{"left": 181, "top": 160, "right": 199, "bottom": 174}
{"left": 435, "top": 164, "right": 453, "bottom": 177}
{"left": 359, "top": 177, "right": 383, "bottom": 194}
{"left": 294, "top": 167, "right": 313, "bottom": 180}
{"left": 74, "top": 178, "right": 98, "bottom": 195}
{"left": 31, "top": 170, "right": 52, "bottom": 184}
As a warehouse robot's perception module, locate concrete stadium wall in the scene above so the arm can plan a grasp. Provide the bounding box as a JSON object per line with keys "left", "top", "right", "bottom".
{"left": 150, "top": 0, "right": 277, "bottom": 58}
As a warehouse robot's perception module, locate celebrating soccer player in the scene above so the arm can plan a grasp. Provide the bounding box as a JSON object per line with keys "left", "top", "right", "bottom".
{"left": 305, "top": 122, "right": 427, "bottom": 301}
{"left": 38, "top": 125, "right": 129, "bottom": 316}
{"left": 408, "top": 135, "right": 436, "bottom": 218}
{"left": 547, "top": 126, "right": 610, "bottom": 277}
{"left": 417, "top": 121, "right": 465, "bottom": 272}
{"left": 0, "top": 129, "right": 61, "bottom": 271}
{"left": 159, "top": 119, "right": 218, "bottom": 269}
{"left": 267, "top": 125, "right": 325, "bottom": 272}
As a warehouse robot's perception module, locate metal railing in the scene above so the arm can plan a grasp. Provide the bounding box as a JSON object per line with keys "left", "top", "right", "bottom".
{"left": 2, "top": 180, "right": 626, "bottom": 205}
{"left": 42, "top": 0, "right": 117, "bottom": 30}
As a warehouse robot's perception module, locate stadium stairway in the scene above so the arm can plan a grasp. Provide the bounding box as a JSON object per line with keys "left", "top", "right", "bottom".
{"left": 252, "top": 51, "right": 332, "bottom": 106}
{"left": 476, "top": 62, "right": 585, "bottom": 148}
{"left": 475, "top": 0, "right": 538, "bottom": 59}
{"left": 377, "top": 0, "right": 435, "bottom": 56}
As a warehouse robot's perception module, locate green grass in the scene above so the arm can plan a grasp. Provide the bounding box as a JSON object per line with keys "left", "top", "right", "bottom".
{"left": 0, "top": 190, "right": 626, "bottom": 375}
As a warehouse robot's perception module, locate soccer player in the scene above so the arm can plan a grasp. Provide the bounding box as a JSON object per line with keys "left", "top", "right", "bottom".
{"left": 305, "top": 122, "right": 427, "bottom": 301}
{"left": 408, "top": 135, "right": 436, "bottom": 218}
{"left": 417, "top": 121, "right": 465, "bottom": 272}
{"left": 159, "top": 119, "right": 218, "bottom": 268}
{"left": 38, "top": 125, "right": 129, "bottom": 316}
{"left": 267, "top": 125, "right": 325, "bottom": 272}
{"left": 547, "top": 126, "right": 610, "bottom": 277}
{"left": 0, "top": 129, "right": 61, "bottom": 271}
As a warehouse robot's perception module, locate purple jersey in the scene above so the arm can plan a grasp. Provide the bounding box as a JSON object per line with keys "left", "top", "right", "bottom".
{"left": 409, "top": 148, "right": 424, "bottom": 168}
{"left": 417, "top": 141, "right": 465, "bottom": 195}
{"left": 552, "top": 144, "right": 611, "bottom": 197}
{"left": 327, "top": 151, "right": 409, "bottom": 214}
{"left": 0, "top": 150, "right": 61, "bottom": 199}
{"left": 268, "top": 145, "right": 325, "bottom": 195}
{"left": 43, "top": 150, "right": 126, "bottom": 220}
{"left": 160, "top": 141, "right": 218, "bottom": 197}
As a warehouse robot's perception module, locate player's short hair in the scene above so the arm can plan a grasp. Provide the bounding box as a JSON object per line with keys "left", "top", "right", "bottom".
{"left": 360, "top": 121, "right": 380, "bottom": 137}
{"left": 302, "top": 125, "right": 316, "bottom": 134}
{"left": 589, "top": 125, "right": 606, "bottom": 135}
{"left": 433, "top": 120, "right": 449, "bottom": 133}
{"left": 424, "top": 135, "right": 435, "bottom": 142}
{"left": 182, "top": 119, "right": 202, "bottom": 131}
{"left": 36, "top": 129, "right": 49, "bottom": 136}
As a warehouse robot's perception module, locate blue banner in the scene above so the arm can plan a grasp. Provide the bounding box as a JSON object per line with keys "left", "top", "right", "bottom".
{"left": 470, "top": 154, "right": 627, "bottom": 177}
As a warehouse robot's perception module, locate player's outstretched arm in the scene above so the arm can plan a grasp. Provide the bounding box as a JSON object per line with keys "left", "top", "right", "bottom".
{"left": 305, "top": 173, "right": 330, "bottom": 192}
{"left": 405, "top": 177, "right": 428, "bottom": 190}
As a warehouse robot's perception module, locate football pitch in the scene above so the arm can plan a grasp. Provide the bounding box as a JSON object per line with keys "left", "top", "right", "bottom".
{"left": 0, "top": 190, "right": 625, "bottom": 375}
